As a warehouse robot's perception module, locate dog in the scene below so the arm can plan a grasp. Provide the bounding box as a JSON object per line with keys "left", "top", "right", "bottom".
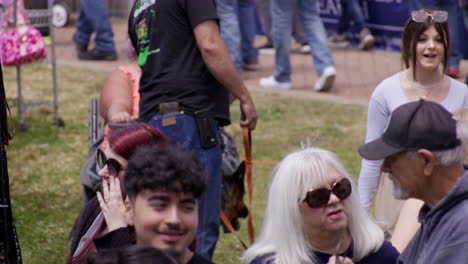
{"left": 220, "top": 128, "right": 249, "bottom": 233}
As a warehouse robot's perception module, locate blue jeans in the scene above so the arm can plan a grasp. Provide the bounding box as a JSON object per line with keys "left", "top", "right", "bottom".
{"left": 147, "top": 113, "right": 222, "bottom": 259}
{"left": 216, "top": 0, "right": 243, "bottom": 72}
{"left": 75, "top": 0, "right": 115, "bottom": 52}
{"left": 271, "top": 0, "right": 334, "bottom": 82}
{"left": 254, "top": 0, "right": 307, "bottom": 44}
{"left": 337, "top": 0, "right": 366, "bottom": 34}
{"left": 239, "top": 0, "right": 259, "bottom": 64}
{"left": 409, "top": 0, "right": 462, "bottom": 69}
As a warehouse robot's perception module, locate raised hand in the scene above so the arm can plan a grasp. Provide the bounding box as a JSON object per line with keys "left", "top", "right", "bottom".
{"left": 97, "top": 176, "right": 128, "bottom": 231}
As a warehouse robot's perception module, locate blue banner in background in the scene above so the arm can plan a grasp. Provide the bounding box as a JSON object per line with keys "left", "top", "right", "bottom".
{"left": 317, "top": 0, "right": 468, "bottom": 57}
{"left": 254, "top": 0, "right": 468, "bottom": 58}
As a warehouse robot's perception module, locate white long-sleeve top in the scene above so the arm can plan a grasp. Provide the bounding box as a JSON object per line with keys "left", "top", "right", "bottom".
{"left": 358, "top": 73, "right": 468, "bottom": 210}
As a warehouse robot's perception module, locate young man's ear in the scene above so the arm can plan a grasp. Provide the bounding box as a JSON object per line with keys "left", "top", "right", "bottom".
{"left": 125, "top": 198, "right": 134, "bottom": 227}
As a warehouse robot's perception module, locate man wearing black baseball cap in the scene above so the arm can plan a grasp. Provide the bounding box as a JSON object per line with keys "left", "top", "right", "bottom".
{"left": 359, "top": 99, "right": 468, "bottom": 263}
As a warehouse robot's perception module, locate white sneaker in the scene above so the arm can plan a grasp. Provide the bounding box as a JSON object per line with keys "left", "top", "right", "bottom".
{"left": 314, "top": 66, "right": 336, "bottom": 92}
{"left": 358, "top": 28, "right": 375, "bottom": 50}
{"left": 299, "top": 44, "right": 311, "bottom": 53}
{"left": 259, "top": 76, "right": 292, "bottom": 89}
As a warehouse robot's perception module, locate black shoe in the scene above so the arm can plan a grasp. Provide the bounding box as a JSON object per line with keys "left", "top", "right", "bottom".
{"left": 78, "top": 49, "right": 118, "bottom": 61}
{"left": 73, "top": 35, "right": 88, "bottom": 53}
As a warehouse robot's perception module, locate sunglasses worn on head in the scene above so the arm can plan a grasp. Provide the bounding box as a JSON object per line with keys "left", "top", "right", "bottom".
{"left": 411, "top": 10, "right": 448, "bottom": 23}
{"left": 97, "top": 149, "right": 123, "bottom": 177}
{"left": 303, "top": 178, "right": 352, "bottom": 208}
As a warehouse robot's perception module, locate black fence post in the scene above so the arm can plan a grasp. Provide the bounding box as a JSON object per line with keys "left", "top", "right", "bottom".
{"left": 0, "top": 63, "right": 22, "bottom": 264}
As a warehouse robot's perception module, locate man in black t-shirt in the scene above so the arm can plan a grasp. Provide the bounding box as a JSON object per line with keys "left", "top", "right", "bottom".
{"left": 127, "top": 0, "right": 257, "bottom": 259}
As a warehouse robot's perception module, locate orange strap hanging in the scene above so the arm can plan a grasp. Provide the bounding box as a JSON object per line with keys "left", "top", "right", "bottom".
{"left": 219, "top": 127, "right": 279, "bottom": 248}
{"left": 220, "top": 210, "right": 248, "bottom": 249}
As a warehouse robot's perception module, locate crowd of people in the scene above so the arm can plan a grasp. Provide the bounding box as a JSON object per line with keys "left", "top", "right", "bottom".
{"left": 56, "top": 0, "right": 468, "bottom": 263}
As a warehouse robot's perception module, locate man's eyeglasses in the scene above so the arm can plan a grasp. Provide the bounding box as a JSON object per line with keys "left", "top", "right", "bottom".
{"left": 97, "top": 149, "right": 122, "bottom": 177}
{"left": 303, "top": 178, "right": 352, "bottom": 208}
{"left": 411, "top": 10, "right": 448, "bottom": 23}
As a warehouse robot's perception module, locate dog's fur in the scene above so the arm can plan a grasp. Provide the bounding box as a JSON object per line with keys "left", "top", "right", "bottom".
{"left": 220, "top": 129, "right": 248, "bottom": 232}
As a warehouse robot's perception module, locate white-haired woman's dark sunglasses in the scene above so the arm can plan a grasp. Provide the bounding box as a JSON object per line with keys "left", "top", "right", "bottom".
{"left": 303, "top": 178, "right": 352, "bottom": 208}
{"left": 411, "top": 10, "right": 448, "bottom": 23}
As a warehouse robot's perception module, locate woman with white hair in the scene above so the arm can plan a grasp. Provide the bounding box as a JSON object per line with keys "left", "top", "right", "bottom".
{"left": 242, "top": 147, "right": 399, "bottom": 264}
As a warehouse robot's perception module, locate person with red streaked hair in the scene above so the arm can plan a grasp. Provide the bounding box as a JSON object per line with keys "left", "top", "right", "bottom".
{"left": 68, "top": 122, "right": 167, "bottom": 264}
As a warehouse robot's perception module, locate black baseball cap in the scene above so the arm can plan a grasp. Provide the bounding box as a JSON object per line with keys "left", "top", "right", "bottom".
{"left": 359, "top": 99, "right": 461, "bottom": 160}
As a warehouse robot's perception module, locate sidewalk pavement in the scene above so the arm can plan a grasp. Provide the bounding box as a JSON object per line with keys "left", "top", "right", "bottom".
{"left": 54, "top": 18, "right": 468, "bottom": 106}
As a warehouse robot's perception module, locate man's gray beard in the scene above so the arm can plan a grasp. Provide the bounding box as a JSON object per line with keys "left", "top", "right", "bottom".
{"left": 388, "top": 173, "right": 410, "bottom": 200}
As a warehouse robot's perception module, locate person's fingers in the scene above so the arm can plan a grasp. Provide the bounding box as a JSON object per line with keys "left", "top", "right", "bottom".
{"left": 96, "top": 191, "right": 107, "bottom": 211}
{"left": 240, "top": 116, "right": 257, "bottom": 130}
{"left": 239, "top": 103, "right": 258, "bottom": 130}
{"left": 110, "top": 112, "right": 131, "bottom": 123}
{"left": 102, "top": 178, "right": 110, "bottom": 202}
{"left": 112, "top": 177, "right": 123, "bottom": 201}
{"left": 109, "top": 177, "right": 123, "bottom": 203}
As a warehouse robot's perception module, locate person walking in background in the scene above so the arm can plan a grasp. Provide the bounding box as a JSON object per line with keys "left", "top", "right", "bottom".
{"left": 254, "top": 0, "right": 310, "bottom": 53}
{"left": 217, "top": 0, "right": 260, "bottom": 72}
{"left": 357, "top": 9, "right": 468, "bottom": 240}
{"left": 73, "top": 0, "right": 117, "bottom": 61}
{"left": 239, "top": 0, "right": 259, "bottom": 69}
{"left": 328, "top": 0, "right": 375, "bottom": 50}
{"left": 216, "top": 0, "right": 243, "bottom": 73}
{"left": 259, "top": 0, "right": 336, "bottom": 92}
{"left": 409, "top": 0, "right": 464, "bottom": 77}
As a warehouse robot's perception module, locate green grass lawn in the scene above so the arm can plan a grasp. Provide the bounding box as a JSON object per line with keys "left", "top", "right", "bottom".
{"left": 3, "top": 65, "right": 367, "bottom": 264}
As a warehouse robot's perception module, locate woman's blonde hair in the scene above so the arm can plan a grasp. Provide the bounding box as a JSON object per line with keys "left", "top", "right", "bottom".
{"left": 242, "top": 147, "right": 384, "bottom": 264}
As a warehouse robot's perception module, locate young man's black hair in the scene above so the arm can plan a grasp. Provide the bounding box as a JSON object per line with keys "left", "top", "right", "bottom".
{"left": 124, "top": 144, "right": 206, "bottom": 201}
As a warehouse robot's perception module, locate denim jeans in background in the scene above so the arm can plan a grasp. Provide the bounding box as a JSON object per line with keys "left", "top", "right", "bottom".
{"left": 337, "top": 0, "right": 367, "bottom": 34}
{"left": 254, "top": 0, "right": 307, "bottom": 44}
{"left": 239, "top": 0, "right": 259, "bottom": 64}
{"left": 148, "top": 113, "right": 222, "bottom": 260}
{"left": 271, "top": 0, "right": 334, "bottom": 82}
{"left": 409, "top": 0, "right": 463, "bottom": 69}
{"left": 216, "top": 0, "right": 243, "bottom": 72}
{"left": 75, "top": 0, "right": 115, "bottom": 52}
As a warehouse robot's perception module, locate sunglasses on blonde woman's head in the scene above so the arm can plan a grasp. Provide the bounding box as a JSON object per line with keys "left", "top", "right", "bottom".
{"left": 411, "top": 10, "right": 448, "bottom": 23}
{"left": 97, "top": 149, "right": 123, "bottom": 177}
{"left": 303, "top": 178, "right": 352, "bottom": 208}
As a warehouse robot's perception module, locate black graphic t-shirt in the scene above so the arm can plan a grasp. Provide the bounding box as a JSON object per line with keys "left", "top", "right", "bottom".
{"left": 128, "top": 0, "right": 230, "bottom": 125}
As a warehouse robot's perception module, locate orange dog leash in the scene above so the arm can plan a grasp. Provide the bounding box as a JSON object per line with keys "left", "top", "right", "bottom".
{"left": 219, "top": 127, "right": 278, "bottom": 249}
